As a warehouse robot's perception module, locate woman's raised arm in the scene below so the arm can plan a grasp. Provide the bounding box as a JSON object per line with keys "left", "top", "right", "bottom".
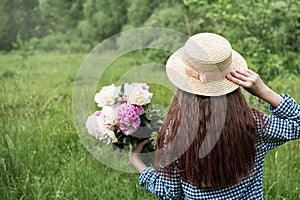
{"left": 226, "top": 69, "right": 283, "bottom": 107}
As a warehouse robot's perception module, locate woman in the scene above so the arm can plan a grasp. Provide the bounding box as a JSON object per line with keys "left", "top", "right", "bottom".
{"left": 129, "top": 33, "right": 300, "bottom": 199}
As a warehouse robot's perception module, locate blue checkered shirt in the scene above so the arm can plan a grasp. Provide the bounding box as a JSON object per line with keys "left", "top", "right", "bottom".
{"left": 139, "top": 94, "right": 300, "bottom": 199}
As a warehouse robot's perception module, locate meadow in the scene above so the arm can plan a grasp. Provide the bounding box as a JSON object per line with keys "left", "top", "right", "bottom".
{"left": 0, "top": 51, "right": 299, "bottom": 199}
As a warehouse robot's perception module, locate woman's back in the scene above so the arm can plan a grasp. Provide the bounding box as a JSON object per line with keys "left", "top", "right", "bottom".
{"left": 139, "top": 93, "right": 300, "bottom": 199}
{"left": 155, "top": 89, "right": 258, "bottom": 189}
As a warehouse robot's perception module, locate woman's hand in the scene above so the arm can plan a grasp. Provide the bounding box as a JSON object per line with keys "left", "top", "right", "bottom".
{"left": 226, "top": 69, "right": 283, "bottom": 107}
{"left": 226, "top": 70, "right": 268, "bottom": 97}
{"left": 129, "top": 138, "right": 153, "bottom": 173}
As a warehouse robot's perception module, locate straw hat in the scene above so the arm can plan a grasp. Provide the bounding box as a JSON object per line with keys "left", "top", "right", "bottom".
{"left": 166, "top": 33, "right": 247, "bottom": 96}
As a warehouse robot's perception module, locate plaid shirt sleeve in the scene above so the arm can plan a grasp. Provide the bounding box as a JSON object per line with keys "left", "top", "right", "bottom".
{"left": 139, "top": 167, "right": 184, "bottom": 200}
{"left": 259, "top": 94, "right": 300, "bottom": 150}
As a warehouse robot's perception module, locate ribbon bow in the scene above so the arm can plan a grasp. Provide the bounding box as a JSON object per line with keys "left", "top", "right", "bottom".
{"left": 185, "top": 68, "right": 206, "bottom": 83}
{"left": 185, "top": 64, "right": 234, "bottom": 83}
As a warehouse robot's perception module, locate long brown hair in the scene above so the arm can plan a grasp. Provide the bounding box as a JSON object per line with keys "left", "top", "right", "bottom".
{"left": 154, "top": 88, "right": 263, "bottom": 189}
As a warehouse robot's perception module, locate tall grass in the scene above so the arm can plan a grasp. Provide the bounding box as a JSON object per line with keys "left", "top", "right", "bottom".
{"left": 0, "top": 52, "right": 157, "bottom": 199}
{"left": 0, "top": 51, "right": 299, "bottom": 199}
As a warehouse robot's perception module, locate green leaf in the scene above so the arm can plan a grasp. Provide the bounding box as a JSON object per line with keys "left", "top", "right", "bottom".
{"left": 114, "top": 97, "right": 119, "bottom": 103}
{"left": 140, "top": 115, "right": 151, "bottom": 127}
{"left": 151, "top": 131, "right": 158, "bottom": 149}
{"left": 123, "top": 137, "right": 130, "bottom": 145}
{"left": 120, "top": 84, "right": 125, "bottom": 96}
{"left": 130, "top": 138, "right": 137, "bottom": 149}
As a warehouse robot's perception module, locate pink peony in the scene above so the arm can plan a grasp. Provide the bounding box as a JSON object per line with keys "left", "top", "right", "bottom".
{"left": 117, "top": 104, "right": 144, "bottom": 135}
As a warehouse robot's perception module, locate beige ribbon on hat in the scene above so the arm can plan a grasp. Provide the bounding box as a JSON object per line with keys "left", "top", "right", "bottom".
{"left": 185, "top": 68, "right": 207, "bottom": 82}
{"left": 185, "top": 64, "right": 234, "bottom": 83}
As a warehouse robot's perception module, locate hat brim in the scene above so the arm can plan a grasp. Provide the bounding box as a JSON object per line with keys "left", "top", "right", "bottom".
{"left": 166, "top": 48, "right": 247, "bottom": 96}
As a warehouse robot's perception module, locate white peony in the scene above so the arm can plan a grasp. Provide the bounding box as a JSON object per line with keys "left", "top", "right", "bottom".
{"left": 85, "top": 111, "right": 116, "bottom": 144}
{"left": 85, "top": 112, "right": 102, "bottom": 139}
{"left": 99, "top": 106, "right": 118, "bottom": 129}
{"left": 127, "top": 83, "right": 153, "bottom": 105}
{"left": 97, "top": 122, "right": 116, "bottom": 144}
{"left": 94, "top": 84, "right": 120, "bottom": 107}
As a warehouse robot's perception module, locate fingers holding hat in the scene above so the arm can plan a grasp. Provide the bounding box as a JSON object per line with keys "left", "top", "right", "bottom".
{"left": 227, "top": 69, "right": 260, "bottom": 88}
{"left": 226, "top": 69, "right": 270, "bottom": 97}
{"left": 226, "top": 70, "right": 251, "bottom": 87}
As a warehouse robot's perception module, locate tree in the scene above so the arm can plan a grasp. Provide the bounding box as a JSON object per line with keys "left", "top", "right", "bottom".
{"left": 38, "top": 0, "right": 84, "bottom": 34}
{"left": 0, "top": 0, "right": 40, "bottom": 50}
{"left": 127, "top": 0, "right": 159, "bottom": 27}
{"left": 77, "top": 0, "right": 128, "bottom": 46}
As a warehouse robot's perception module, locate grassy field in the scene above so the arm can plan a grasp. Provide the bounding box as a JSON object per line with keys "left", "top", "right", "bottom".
{"left": 0, "top": 51, "right": 299, "bottom": 199}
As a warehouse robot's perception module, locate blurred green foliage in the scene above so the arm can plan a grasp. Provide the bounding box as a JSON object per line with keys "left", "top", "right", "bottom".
{"left": 1, "top": 0, "right": 299, "bottom": 82}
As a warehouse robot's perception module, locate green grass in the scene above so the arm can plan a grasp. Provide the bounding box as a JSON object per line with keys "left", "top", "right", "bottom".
{"left": 0, "top": 51, "right": 299, "bottom": 199}
{"left": 0, "top": 51, "right": 158, "bottom": 200}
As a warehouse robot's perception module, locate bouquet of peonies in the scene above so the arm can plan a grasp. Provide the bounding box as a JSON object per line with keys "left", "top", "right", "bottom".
{"left": 85, "top": 83, "right": 164, "bottom": 152}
